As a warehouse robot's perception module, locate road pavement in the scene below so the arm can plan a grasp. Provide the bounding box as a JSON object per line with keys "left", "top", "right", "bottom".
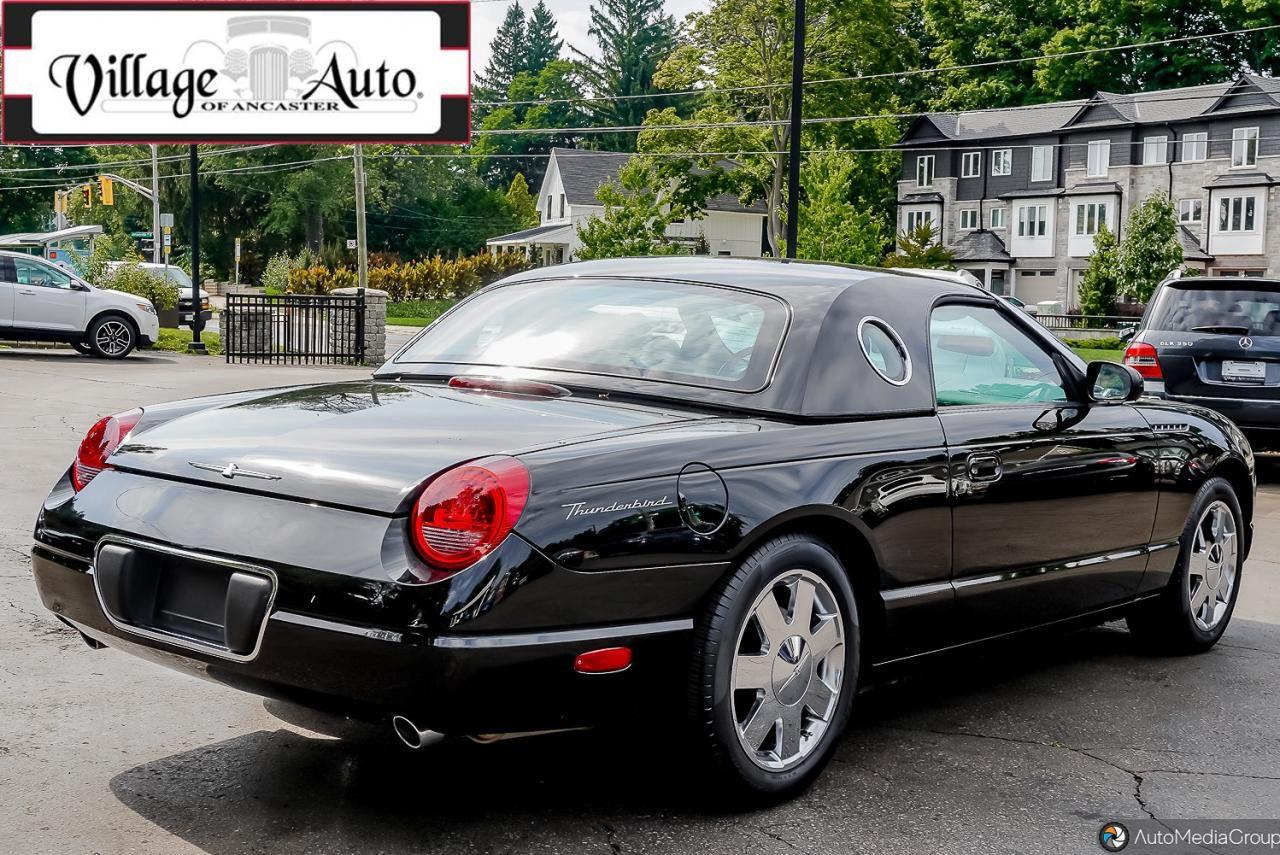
{"left": 0, "top": 348, "right": 1276, "bottom": 855}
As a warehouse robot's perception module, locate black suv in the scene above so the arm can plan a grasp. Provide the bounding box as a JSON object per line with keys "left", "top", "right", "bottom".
{"left": 1126, "top": 275, "right": 1280, "bottom": 449}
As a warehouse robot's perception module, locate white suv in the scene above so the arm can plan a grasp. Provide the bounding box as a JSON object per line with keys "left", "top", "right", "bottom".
{"left": 0, "top": 251, "right": 160, "bottom": 358}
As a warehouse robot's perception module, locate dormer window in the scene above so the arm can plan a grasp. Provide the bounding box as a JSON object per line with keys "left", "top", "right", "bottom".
{"left": 559, "top": 194, "right": 566, "bottom": 218}
{"left": 916, "top": 155, "right": 935, "bottom": 188}
{"left": 545, "top": 195, "right": 552, "bottom": 220}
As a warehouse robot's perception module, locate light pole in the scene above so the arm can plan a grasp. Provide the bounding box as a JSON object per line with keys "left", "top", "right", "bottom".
{"left": 784, "top": 0, "right": 806, "bottom": 259}
{"left": 150, "top": 144, "right": 161, "bottom": 263}
{"left": 188, "top": 144, "right": 206, "bottom": 353}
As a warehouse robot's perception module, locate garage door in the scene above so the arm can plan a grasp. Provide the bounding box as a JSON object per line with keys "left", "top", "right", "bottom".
{"left": 1015, "top": 269, "right": 1058, "bottom": 305}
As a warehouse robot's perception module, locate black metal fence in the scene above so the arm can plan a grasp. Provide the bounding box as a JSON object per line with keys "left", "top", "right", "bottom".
{"left": 224, "top": 293, "right": 365, "bottom": 364}
{"left": 1034, "top": 313, "right": 1138, "bottom": 332}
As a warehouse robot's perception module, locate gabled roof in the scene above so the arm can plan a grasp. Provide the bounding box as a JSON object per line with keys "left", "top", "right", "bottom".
{"left": 486, "top": 222, "right": 573, "bottom": 244}
{"left": 1178, "top": 226, "right": 1212, "bottom": 263}
{"left": 898, "top": 75, "right": 1279, "bottom": 146}
{"left": 548, "top": 148, "right": 767, "bottom": 214}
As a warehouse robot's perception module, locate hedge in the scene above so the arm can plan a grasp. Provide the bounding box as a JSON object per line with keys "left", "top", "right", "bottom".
{"left": 285, "top": 252, "right": 530, "bottom": 301}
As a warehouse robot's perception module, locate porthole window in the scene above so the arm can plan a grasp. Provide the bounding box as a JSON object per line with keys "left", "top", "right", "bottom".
{"left": 858, "top": 317, "right": 911, "bottom": 385}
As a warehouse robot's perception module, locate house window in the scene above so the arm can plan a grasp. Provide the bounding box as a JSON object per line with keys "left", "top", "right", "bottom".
{"left": 1030, "top": 146, "right": 1052, "bottom": 181}
{"left": 1142, "top": 136, "right": 1168, "bottom": 165}
{"left": 1074, "top": 202, "right": 1107, "bottom": 236}
{"left": 1178, "top": 198, "right": 1203, "bottom": 224}
{"left": 1086, "top": 140, "right": 1110, "bottom": 177}
{"left": 960, "top": 209, "right": 979, "bottom": 230}
{"left": 545, "top": 195, "right": 551, "bottom": 220}
{"left": 1182, "top": 132, "right": 1207, "bottom": 162}
{"left": 1017, "top": 204, "right": 1048, "bottom": 238}
{"left": 991, "top": 149, "right": 1012, "bottom": 176}
{"left": 990, "top": 207, "right": 1007, "bottom": 229}
{"left": 1217, "top": 195, "right": 1257, "bottom": 232}
{"left": 961, "top": 151, "right": 982, "bottom": 178}
{"left": 905, "top": 209, "right": 934, "bottom": 233}
{"left": 559, "top": 194, "right": 566, "bottom": 218}
{"left": 1232, "top": 127, "right": 1259, "bottom": 168}
{"left": 916, "top": 155, "right": 935, "bottom": 187}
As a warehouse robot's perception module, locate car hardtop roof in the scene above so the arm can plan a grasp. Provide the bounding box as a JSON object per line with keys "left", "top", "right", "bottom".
{"left": 1162, "top": 275, "right": 1280, "bottom": 290}
{"left": 494, "top": 256, "right": 986, "bottom": 302}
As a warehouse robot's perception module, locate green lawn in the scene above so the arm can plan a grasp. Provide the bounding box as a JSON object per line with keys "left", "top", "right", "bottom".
{"left": 153, "top": 328, "right": 222, "bottom": 355}
{"left": 387, "top": 299, "right": 454, "bottom": 327}
{"left": 1069, "top": 348, "right": 1124, "bottom": 363}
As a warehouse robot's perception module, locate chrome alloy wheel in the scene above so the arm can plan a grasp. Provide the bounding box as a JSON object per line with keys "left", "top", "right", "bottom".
{"left": 95, "top": 320, "right": 133, "bottom": 356}
{"left": 1187, "top": 500, "right": 1238, "bottom": 632}
{"left": 731, "top": 569, "right": 845, "bottom": 771}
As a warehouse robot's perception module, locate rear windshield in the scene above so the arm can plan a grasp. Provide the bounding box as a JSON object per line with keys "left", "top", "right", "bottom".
{"left": 394, "top": 279, "right": 788, "bottom": 391}
{"left": 1147, "top": 282, "right": 1280, "bottom": 336}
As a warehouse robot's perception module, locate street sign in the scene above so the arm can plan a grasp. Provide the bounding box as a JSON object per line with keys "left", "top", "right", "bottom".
{"left": 235, "top": 238, "right": 241, "bottom": 258}
{"left": 346, "top": 239, "right": 358, "bottom": 250}
{"left": 0, "top": 1, "right": 471, "bottom": 144}
{"left": 129, "top": 231, "right": 153, "bottom": 239}
{"left": 159, "top": 213, "right": 174, "bottom": 228}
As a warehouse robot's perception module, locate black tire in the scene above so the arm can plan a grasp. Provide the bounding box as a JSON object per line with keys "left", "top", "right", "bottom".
{"left": 688, "top": 533, "right": 860, "bottom": 803}
{"left": 70, "top": 340, "right": 94, "bottom": 356}
{"left": 86, "top": 314, "right": 137, "bottom": 359}
{"left": 1127, "top": 476, "right": 1243, "bottom": 654}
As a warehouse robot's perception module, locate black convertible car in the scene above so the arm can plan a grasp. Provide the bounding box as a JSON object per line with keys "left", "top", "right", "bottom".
{"left": 32, "top": 258, "right": 1254, "bottom": 799}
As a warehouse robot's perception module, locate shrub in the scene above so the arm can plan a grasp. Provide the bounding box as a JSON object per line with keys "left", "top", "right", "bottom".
{"left": 102, "top": 263, "right": 179, "bottom": 310}
{"left": 284, "top": 252, "right": 530, "bottom": 300}
{"left": 261, "top": 252, "right": 293, "bottom": 293}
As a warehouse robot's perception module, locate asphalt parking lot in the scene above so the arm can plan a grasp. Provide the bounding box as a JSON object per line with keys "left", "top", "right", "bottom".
{"left": 1, "top": 348, "right": 1277, "bottom": 855}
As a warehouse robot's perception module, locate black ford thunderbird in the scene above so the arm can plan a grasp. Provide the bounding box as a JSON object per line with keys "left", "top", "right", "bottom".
{"left": 31, "top": 258, "right": 1254, "bottom": 799}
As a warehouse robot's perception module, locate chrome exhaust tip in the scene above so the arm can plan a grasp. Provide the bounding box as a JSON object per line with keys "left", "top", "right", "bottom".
{"left": 391, "top": 715, "right": 445, "bottom": 750}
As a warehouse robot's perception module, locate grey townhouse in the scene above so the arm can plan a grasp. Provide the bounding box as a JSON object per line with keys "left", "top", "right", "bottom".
{"left": 894, "top": 74, "right": 1280, "bottom": 310}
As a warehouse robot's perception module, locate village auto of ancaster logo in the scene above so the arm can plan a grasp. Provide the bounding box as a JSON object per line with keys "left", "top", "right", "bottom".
{"left": 0, "top": 2, "right": 471, "bottom": 143}
{"left": 47, "top": 17, "right": 419, "bottom": 120}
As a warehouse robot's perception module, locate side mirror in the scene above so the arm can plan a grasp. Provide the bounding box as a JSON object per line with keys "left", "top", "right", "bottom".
{"left": 71, "top": 281, "right": 90, "bottom": 292}
{"left": 1087, "top": 360, "right": 1143, "bottom": 403}
{"left": 1117, "top": 325, "right": 1136, "bottom": 342}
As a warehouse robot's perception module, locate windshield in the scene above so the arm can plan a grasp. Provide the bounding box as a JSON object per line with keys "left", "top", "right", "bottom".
{"left": 1148, "top": 282, "right": 1280, "bottom": 336}
{"left": 144, "top": 266, "right": 192, "bottom": 288}
{"left": 394, "top": 279, "right": 788, "bottom": 390}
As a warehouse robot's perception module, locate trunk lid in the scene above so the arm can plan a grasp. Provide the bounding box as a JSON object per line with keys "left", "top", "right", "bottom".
{"left": 1154, "top": 331, "right": 1280, "bottom": 399}
{"left": 110, "top": 381, "right": 702, "bottom": 513}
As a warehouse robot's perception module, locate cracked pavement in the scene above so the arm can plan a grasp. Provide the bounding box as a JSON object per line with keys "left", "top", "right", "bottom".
{"left": 0, "top": 348, "right": 1277, "bottom": 854}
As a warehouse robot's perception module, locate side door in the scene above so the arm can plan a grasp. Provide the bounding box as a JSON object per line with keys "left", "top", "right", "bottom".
{"left": 0, "top": 257, "right": 15, "bottom": 326}
{"left": 930, "top": 300, "right": 1159, "bottom": 637}
{"left": 11, "top": 256, "right": 87, "bottom": 332}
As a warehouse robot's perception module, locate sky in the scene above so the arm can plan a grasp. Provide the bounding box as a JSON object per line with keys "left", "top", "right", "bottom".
{"left": 470, "top": 0, "right": 707, "bottom": 80}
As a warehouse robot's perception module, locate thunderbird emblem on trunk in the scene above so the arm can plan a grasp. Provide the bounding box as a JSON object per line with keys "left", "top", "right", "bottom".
{"left": 189, "top": 462, "right": 281, "bottom": 481}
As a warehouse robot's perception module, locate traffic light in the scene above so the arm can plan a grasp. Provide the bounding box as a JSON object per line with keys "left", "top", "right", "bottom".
{"left": 99, "top": 176, "right": 114, "bottom": 206}
{"left": 53, "top": 191, "right": 64, "bottom": 215}
{"left": 82, "top": 184, "right": 92, "bottom": 208}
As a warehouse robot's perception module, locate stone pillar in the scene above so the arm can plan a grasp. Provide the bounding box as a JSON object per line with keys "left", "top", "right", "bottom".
{"left": 331, "top": 287, "right": 388, "bottom": 365}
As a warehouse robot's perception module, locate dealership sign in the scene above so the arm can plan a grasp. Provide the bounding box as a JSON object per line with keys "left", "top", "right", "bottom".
{"left": 0, "top": 1, "right": 471, "bottom": 143}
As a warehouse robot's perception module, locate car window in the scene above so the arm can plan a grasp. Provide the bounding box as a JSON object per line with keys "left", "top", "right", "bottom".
{"left": 13, "top": 257, "right": 73, "bottom": 289}
{"left": 1146, "top": 284, "right": 1280, "bottom": 336}
{"left": 395, "top": 279, "right": 788, "bottom": 391}
{"left": 930, "top": 304, "right": 1069, "bottom": 406}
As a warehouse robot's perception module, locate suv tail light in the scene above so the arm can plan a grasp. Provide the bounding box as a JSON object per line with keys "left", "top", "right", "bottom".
{"left": 72, "top": 408, "right": 143, "bottom": 491}
{"left": 1123, "top": 341, "right": 1163, "bottom": 380}
{"left": 410, "top": 456, "right": 530, "bottom": 580}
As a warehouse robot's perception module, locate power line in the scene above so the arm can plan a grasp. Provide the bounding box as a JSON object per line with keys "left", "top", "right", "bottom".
{"left": 475, "top": 23, "right": 1280, "bottom": 108}
{"left": 0, "top": 144, "right": 276, "bottom": 175}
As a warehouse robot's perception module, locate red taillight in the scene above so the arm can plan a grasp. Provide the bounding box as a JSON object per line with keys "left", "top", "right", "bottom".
{"left": 410, "top": 456, "right": 530, "bottom": 579}
{"left": 1123, "top": 341, "right": 1163, "bottom": 380}
{"left": 71, "top": 408, "right": 143, "bottom": 492}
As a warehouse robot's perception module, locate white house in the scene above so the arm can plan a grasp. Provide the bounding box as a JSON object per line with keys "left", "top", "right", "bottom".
{"left": 487, "top": 148, "right": 767, "bottom": 264}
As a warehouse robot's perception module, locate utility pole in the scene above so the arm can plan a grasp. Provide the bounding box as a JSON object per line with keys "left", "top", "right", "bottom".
{"left": 353, "top": 144, "right": 369, "bottom": 363}
{"left": 188, "top": 144, "right": 206, "bottom": 353}
{"left": 150, "top": 144, "right": 161, "bottom": 263}
{"left": 784, "top": 0, "right": 806, "bottom": 259}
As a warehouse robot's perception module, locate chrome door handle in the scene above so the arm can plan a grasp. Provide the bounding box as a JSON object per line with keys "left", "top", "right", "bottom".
{"left": 18, "top": 289, "right": 35, "bottom": 295}
{"left": 966, "top": 451, "right": 1003, "bottom": 482}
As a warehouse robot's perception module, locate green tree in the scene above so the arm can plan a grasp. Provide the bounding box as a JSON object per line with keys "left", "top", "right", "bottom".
{"left": 525, "top": 1, "right": 564, "bottom": 76}
{"left": 575, "top": 158, "right": 685, "bottom": 260}
{"left": 572, "top": 0, "right": 677, "bottom": 135}
{"left": 1077, "top": 222, "right": 1121, "bottom": 314}
{"left": 505, "top": 173, "right": 540, "bottom": 227}
{"left": 796, "top": 149, "right": 889, "bottom": 264}
{"left": 1118, "top": 193, "right": 1183, "bottom": 302}
{"left": 474, "top": 3, "right": 528, "bottom": 106}
{"left": 882, "top": 221, "right": 955, "bottom": 268}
